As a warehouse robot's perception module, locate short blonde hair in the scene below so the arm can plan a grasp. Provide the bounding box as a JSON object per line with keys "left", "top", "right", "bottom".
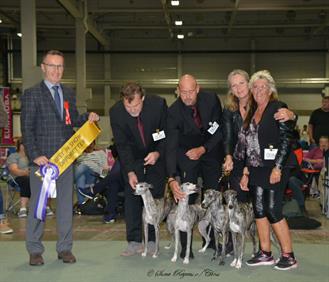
{"left": 225, "top": 69, "right": 250, "bottom": 112}
{"left": 249, "top": 70, "right": 278, "bottom": 101}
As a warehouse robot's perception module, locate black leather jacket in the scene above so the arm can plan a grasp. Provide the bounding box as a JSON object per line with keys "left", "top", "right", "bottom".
{"left": 222, "top": 108, "right": 243, "bottom": 156}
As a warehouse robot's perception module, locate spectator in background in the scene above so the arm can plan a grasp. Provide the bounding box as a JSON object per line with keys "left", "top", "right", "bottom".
{"left": 300, "top": 124, "right": 309, "bottom": 150}
{"left": 303, "top": 136, "right": 329, "bottom": 171}
{"left": 308, "top": 96, "right": 329, "bottom": 146}
{"left": 78, "top": 160, "right": 124, "bottom": 223}
{"left": 0, "top": 98, "right": 13, "bottom": 234}
{"left": 6, "top": 138, "right": 54, "bottom": 218}
{"left": 79, "top": 142, "right": 124, "bottom": 223}
{"left": 74, "top": 141, "right": 108, "bottom": 206}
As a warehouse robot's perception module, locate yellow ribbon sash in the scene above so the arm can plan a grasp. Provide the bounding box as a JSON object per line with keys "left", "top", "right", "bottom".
{"left": 36, "top": 121, "right": 101, "bottom": 177}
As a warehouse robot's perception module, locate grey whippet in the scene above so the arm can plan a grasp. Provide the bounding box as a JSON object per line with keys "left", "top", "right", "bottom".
{"left": 223, "top": 189, "right": 257, "bottom": 269}
{"left": 198, "top": 189, "right": 229, "bottom": 265}
{"left": 134, "top": 182, "right": 173, "bottom": 258}
{"left": 170, "top": 182, "right": 204, "bottom": 264}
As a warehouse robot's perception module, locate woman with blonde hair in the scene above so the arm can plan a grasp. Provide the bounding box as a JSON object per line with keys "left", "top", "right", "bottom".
{"left": 237, "top": 70, "right": 298, "bottom": 270}
{"left": 223, "top": 69, "right": 295, "bottom": 202}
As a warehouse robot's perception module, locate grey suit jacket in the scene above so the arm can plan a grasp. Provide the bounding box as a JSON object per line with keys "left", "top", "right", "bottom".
{"left": 20, "top": 81, "right": 88, "bottom": 162}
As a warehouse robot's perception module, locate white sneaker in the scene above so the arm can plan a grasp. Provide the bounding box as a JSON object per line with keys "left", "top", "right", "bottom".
{"left": 46, "top": 206, "right": 54, "bottom": 216}
{"left": 18, "top": 208, "right": 28, "bottom": 218}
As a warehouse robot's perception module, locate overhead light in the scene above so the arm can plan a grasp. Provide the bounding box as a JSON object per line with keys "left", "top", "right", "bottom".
{"left": 175, "top": 20, "right": 183, "bottom": 26}
{"left": 17, "top": 32, "right": 22, "bottom": 37}
{"left": 177, "top": 34, "right": 184, "bottom": 39}
{"left": 0, "top": 19, "right": 2, "bottom": 24}
{"left": 171, "top": 0, "right": 180, "bottom": 6}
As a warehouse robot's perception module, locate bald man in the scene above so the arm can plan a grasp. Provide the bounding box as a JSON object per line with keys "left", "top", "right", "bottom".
{"left": 166, "top": 74, "right": 224, "bottom": 258}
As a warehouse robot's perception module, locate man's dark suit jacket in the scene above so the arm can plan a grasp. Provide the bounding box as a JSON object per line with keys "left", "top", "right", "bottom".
{"left": 109, "top": 95, "right": 167, "bottom": 194}
{"left": 166, "top": 91, "right": 223, "bottom": 177}
{"left": 20, "top": 81, "right": 88, "bottom": 162}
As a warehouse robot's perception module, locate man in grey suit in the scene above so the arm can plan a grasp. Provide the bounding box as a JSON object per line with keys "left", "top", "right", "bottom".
{"left": 20, "top": 50, "right": 99, "bottom": 266}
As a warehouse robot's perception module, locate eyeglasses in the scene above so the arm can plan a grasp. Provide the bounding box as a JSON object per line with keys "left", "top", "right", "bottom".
{"left": 179, "top": 87, "right": 197, "bottom": 96}
{"left": 252, "top": 85, "right": 268, "bottom": 92}
{"left": 42, "top": 63, "right": 64, "bottom": 70}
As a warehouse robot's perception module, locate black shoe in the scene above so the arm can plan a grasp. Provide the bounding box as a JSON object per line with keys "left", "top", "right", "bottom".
{"left": 274, "top": 254, "right": 298, "bottom": 270}
{"left": 246, "top": 250, "right": 275, "bottom": 266}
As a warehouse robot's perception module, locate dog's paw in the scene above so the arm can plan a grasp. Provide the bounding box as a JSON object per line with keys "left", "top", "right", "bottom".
{"left": 198, "top": 247, "right": 206, "bottom": 253}
{"left": 152, "top": 253, "right": 158, "bottom": 259}
{"left": 230, "top": 259, "right": 237, "bottom": 267}
{"left": 235, "top": 261, "right": 242, "bottom": 269}
{"left": 164, "top": 245, "right": 171, "bottom": 250}
{"left": 141, "top": 252, "right": 147, "bottom": 257}
{"left": 183, "top": 258, "right": 190, "bottom": 264}
{"left": 171, "top": 255, "right": 177, "bottom": 262}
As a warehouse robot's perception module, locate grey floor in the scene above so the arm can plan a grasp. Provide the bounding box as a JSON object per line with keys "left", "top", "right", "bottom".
{"left": 0, "top": 190, "right": 328, "bottom": 282}
{"left": 0, "top": 241, "right": 328, "bottom": 282}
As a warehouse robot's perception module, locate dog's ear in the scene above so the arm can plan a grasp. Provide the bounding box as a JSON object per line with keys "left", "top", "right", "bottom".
{"left": 217, "top": 191, "right": 223, "bottom": 202}
{"left": 147, "top": 183, "right": 154, "bottom": 189}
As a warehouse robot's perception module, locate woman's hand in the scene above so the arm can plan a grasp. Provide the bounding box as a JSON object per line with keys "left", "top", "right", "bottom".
{"left": 270, "top": 167, "right": 281, "bottom": 184}
{"left": 240, "top": 174, "right": 249, "bottom": 191}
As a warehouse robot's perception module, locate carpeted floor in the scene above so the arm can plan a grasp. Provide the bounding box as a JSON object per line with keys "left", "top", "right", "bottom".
{"left": 0, "top": 241, "right": 328, "bottom": 282}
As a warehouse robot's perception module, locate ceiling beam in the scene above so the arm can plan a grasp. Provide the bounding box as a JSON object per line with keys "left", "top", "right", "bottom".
{"left": 227, "top": 0, "right": 240, "bottom": 34}
{"left": 34, "top": 22, "right": 329, "bottom": 30}
{"left": 1, "top": 5, "right": 329, "bottom": 13}
{"left": 160, "top": 0, "right": 173, "bottom": 38}
{"left": 57, "top": 0, "right": 110, "bottom": 47}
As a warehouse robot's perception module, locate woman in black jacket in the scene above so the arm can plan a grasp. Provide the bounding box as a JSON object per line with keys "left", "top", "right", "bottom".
{"left": 238, "top": 70, "right": 298, "bottom": 270}
{"left": 223, "top": 69, "right": 295, "bottom": 202}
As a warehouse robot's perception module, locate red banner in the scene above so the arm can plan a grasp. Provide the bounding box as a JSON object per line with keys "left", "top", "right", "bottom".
{"left": 1, "top": 87, "right": 14, "bottom": 145}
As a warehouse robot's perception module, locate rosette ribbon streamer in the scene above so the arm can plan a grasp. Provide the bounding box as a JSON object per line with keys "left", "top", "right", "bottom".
{"left": 35, "top": 163, "right": 59, "bottom": 221}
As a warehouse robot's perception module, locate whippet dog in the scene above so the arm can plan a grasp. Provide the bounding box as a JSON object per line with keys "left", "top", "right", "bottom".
{"left": 170, "top": 182, "right": 203, "bottom": 264}
{"left": 134, "top": 182, "right": 173, "bottom": 258}
{"left": 223, "top": 189, "right": 257, "bottom": 269}
{"left": 198, "top": 189, "right": 229, "bottom": 265}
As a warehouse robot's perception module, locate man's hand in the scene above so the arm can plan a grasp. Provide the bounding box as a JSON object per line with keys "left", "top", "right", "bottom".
{"left": 128, "top": 171, "right": 138, "bottom": 190}
{"left": 88, "top": 112, "right": 100, "bottom": 123}
{"left": 33, "top": 156, "right": 49, "bottom": 166}
{"left": 168, "top": 179, "right": 185, "bottom": 202}
{"left": 144, "top": 151, "right": 160, "bottom": 166}
{"left": 223, "top": 155, "right": 234, "bottom": 172}
{"left": 270, "top": 167, "right": 281, "bottom": 184}
{"left": 185, "top": 146, "right": 206, "bottom": 161}
{"left": 274, "top": 108, "right": 295, "bottom": 122}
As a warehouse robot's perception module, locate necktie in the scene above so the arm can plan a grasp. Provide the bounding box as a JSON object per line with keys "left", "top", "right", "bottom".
{"left": 191, "top": 106, "right": 202, "bottom": 128}
{"left": 137, "top": 115, "right": 146, "bottom": 147}
{"left": 53, "top": 85, "right": 62, "bottom": 117}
